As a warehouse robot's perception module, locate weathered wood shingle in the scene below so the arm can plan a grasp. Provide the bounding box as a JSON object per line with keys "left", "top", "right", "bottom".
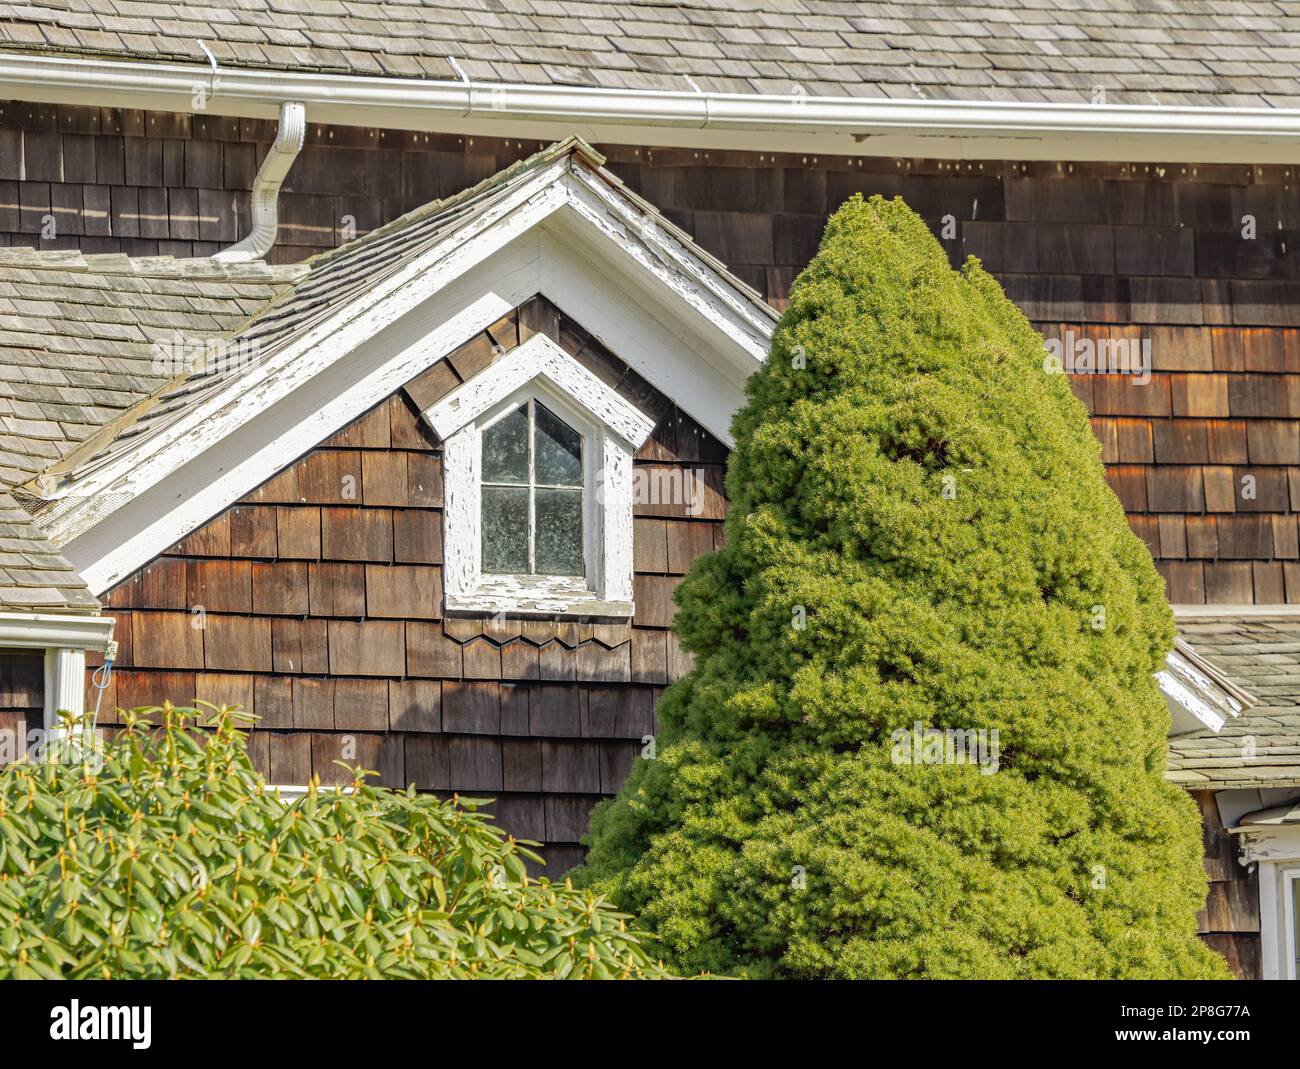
{"left": 4, "top": 1, "right": 1299, "bottom": 106}
{"left": 93, "top": 297, "right": 713, "bottom": 873}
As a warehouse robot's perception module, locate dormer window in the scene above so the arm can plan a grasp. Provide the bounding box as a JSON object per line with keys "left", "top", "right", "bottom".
{"left": 425, "top": 333, "right": 655, "bottom": 618}
{"left": 481, "top": 400, "right": 585, "bottom": 578}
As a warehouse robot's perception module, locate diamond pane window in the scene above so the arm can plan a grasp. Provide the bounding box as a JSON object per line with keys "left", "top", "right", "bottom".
{"left": 481, "top": 400, "right": 584, "bottom": 576}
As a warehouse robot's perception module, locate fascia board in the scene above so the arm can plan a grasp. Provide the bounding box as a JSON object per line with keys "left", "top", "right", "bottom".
{"left": 562, "top": 165, "right": 777, "bottom": 358}
{"left": 545, "top": 198, "right": 769, "bottom": 383}
{"left": 537, "top": 230, "right": 743, "bottom": 446}
{"left": 65, "top": 239, "right": 543, "bottom": 593}
{"left": 46, "top": 168, "right": 571, "bottom": 524}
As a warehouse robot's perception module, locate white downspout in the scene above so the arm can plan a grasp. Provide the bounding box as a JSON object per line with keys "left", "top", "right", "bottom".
{"left": 46, "top": 647, "right": 86, "bottom": 728}
{"left": 213, "top": 100, "right": 306, "bottom": 263}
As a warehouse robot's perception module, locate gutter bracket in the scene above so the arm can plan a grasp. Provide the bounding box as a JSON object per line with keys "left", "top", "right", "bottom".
{"left": 684, "top": 75, "right": 708, "bottom": 129}
{"left": 213, "top": 100, "right": 307, "bottom": 263}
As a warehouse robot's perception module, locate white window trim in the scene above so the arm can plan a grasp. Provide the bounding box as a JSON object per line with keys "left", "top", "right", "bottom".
{"left": 1283, "top": 866, "right": 1300, "bottom": 981}
{"left": 425, "top": 333, "right": 655, "bottom": 618}
{"left": 1235, "top": 819, "right": 1300, "bottom": 980}
{"left": 1255, "top": 857, "right": 1300, "bottom": 981}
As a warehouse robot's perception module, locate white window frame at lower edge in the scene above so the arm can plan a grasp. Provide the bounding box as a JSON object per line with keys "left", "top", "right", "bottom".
{"left": 0, "top": 611, "right": 116, "bottom": 730}
{"left": 426, "top": 334, "right": 655, "bottom": 619}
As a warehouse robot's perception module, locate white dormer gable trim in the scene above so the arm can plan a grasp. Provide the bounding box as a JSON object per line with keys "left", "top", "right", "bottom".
{"left": 428, "top": 335, "right": 654, "bottom": 618}
{"left": 49, "top": 141, "right": 775, "bottom": 596}
{"left": 426, "top": 334, "right": 655, "bottom": 447}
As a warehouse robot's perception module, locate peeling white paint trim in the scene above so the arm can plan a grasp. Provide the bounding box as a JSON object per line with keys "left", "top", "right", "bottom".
{"left": 65, "top": 214, "right": 743, "bottom": 596}
{"left": 53, "top": 169, "right": 569, "bottom": 516}
{"left": 601, "top": 434, "right": 635, "bottom": 606}
{"left": 537, "top": 225, "right": 743, "bottom": 444}
{"left": 48, "top": 154, "right": 767, "bottom": 563}
{"left": 426, "top": 333, "right": 655, "bottom": 447}
{"left": 560, "top": 177, "right": 772, "bottom": 363}
{"left": 435, "top": 347, "right": 647, "bottom": 619}
{"left": 68, "top": 258, "right": 535, "bottom": 593}
{"left": 1158, "top": 668, "right": 1227, "bottom": 735}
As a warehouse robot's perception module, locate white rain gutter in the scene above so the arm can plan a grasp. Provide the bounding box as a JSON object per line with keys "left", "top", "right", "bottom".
{"left": 212, "top": 99, "right": 306, "bottom": 262}
{"left": 0, "top": 611, "right": 114, "bottom": 651}
{"left": 4, "top": 52, "right": 1300, "bottom": 163}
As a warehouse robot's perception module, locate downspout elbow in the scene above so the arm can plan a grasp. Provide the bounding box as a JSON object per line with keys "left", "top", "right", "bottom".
{"left": 213, "top": 100, "right": 307, "bottom": 263}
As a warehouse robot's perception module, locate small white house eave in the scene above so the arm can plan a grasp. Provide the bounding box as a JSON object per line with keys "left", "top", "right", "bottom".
{"left": 0, "top": 611, "right": 115, "bottom": 652}
{"left": 0, "top": 611, "right": 115, "bottom": 731}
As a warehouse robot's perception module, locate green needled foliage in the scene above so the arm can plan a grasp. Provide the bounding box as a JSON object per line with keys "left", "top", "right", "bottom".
{"left": 576, "top": 194, "right": 1228, "bottom": 979}
{"left": 0, "top": 704, "right": 668, "bottom": 979}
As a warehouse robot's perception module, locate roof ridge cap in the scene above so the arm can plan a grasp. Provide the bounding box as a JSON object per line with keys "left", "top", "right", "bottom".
{"left": 304, "top": 135, "right": 604, "bottom": 269}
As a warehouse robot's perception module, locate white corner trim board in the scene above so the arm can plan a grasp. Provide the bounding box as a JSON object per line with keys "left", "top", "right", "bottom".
{"left": 432, "top": 335, "right": 652, "bottom": 619}
{"left": 6, "top": 51, "right": 1300, "bottom": 162}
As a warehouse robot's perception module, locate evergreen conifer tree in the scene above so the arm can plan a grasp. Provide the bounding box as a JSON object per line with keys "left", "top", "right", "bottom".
{"left": 576, "top": 194, "right": 1227, "bottom": 979}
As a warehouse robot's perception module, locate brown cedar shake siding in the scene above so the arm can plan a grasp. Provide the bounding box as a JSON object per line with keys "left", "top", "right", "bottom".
{"left": 87, "top": 297, "right": 726, "bottom": 876}
{"left": 3, "top": 102, "right": 1280, "bottom": 971}
{"left": 0, "top": 650, "right": 42, "bottom": 763}
{"left": 3, "top": 102, "right": 1298, "bottom": 605}
{"left": 1193, "top": 789, "right": 1262, "bottom": 980}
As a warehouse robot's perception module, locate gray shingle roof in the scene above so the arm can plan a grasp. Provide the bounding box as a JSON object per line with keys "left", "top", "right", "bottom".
{"left": 0, "top": 249, "right": 303, "bottom": 488}
{"left": 2, "top": 1, "right": 1298, "bottom": 107}
{"left": 1168, "top": 616, "right": 1300, "bottom": 790}
{"left": 0, "top": 248, "right": 302, "bottom": 611}
{"left": 0, "top": 487, "right": 95, "bottom": 611}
